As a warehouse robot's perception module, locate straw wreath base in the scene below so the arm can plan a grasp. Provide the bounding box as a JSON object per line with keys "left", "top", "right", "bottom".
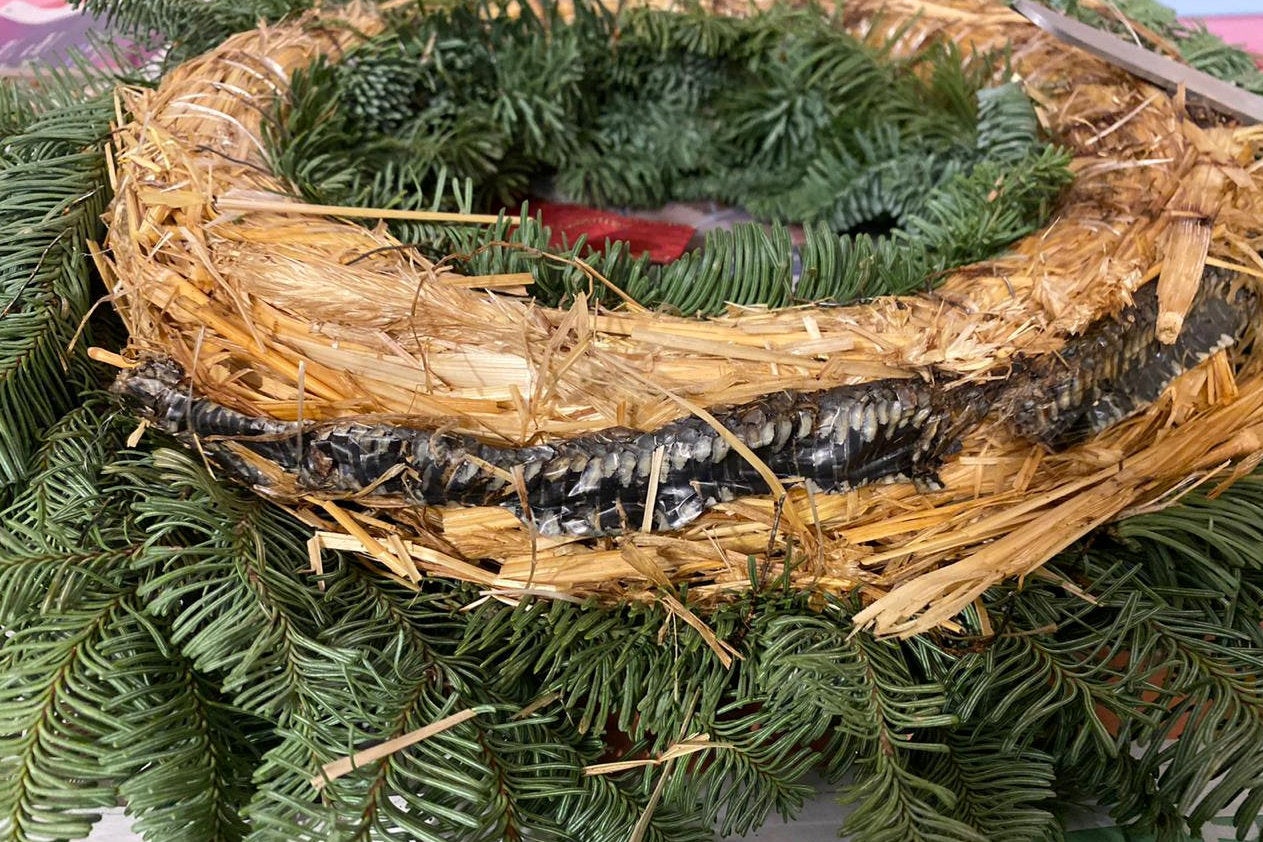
{"left": 95, "top": 0, "right": 1263, "bottom": 636}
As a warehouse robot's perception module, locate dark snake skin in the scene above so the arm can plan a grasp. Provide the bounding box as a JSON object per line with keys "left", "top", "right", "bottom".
{"left": 115, "top": 271, "right": 1257, "bottom": 536}
{"left": 1002, "top": 273, "right": 1255, "bottom": 446}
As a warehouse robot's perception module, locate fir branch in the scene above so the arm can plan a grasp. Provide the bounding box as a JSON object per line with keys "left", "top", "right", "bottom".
{"left": 944, "top": 598, "right": 1148, "bottom": 761}
{"left": 752, "top": 611, "right": 984, "bottom": 840}
{"left": 241, "top": 733, "right": 342, "bottom": 842}
{"left": 949, "top": 472, "right": 1263, "bottom": 839}
{"left": 547, "top": 773, "right": 714, "bottom": 842}
{"left": 0, "top": 582, "right": 137, "bottom": 842}
{"left": 312, "top": 679, "right": 501, "bottom": 842}
{"left": 466, "top": 597, "right": 661, "bottom": 735}
{"left": 0, "top": 402, "right": 136, "bottom": 632}
{"left": 73, "top": 0, "right": 314, "bottom": 62}
{"left": 310, "top": 568, "right": 583, "bottom": 842}
{"left": 3, "top": 398, "right": 133, "bottom": 543}
{"left": 2, "top": 409, "right": 292, "bottom": 842}
{"left": 245, "top": 562, "right": 595, "bottom": 842}
{"left": 0, "top": 94, "right": 112, "bottom": 493}
{"left": 1091, "top": 478, "right": 1263, "bottom": 835}
{"left": 0, "top": 81, "right": 39, "bottom": 140}
{"left": 918, "top": 736, "right": 1059, "bottom": 841}
{"left": 465, "top": 591, "right": 830, "bottom": 837}
{"left": 118, "top": 448, "right": 360, "bottom": 717}
{"left": 265, "top": 0, "right": 1070, "bottom": 314}
{"left": 102, "top": 619, "right": 261, "bottom": 842}
{"left": 1116, "top": 474, "right": 1263, "bottom": 627}
{"left": 903, "top": 146, "right": 1073, "bottom": 269}
{"left": 676, "top": 700, "right": 823, "bottom": 836}
{"left": 840, "top": 757, "right": 987, "bottom": 842}
{"left": 1121, "top": 616, "right": 1263, "bottom": 832}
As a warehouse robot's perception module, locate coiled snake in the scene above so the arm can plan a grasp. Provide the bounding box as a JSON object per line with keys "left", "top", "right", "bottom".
{"left": 116, "top": 271, "right": 1257, "bottom": 537}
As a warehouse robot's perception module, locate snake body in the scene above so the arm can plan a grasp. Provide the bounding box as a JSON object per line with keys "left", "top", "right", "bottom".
{"left": 1003, "top": 274, "right": 1254, "bottom": 446}
{"left": 117, "top": 272, "right": 1257, "bottom": 536}
{"left": 120, "top": 361, "right": 982, "bottom": 535}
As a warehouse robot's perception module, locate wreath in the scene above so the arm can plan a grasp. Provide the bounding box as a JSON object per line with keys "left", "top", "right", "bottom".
{"left": 270, "top": 1, "right": 1070, "bottom": 313}
{"left": 4, "top": 0, "right": 1263, "bottom": 839}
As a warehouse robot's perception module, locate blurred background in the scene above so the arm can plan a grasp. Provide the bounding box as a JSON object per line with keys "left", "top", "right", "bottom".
{"left": 1172, "top": 1, "right": 1263, "bottom": 56}
{"left": 3, "top": 2, "right": 1263, "bottom": 74}
{"left": 1176, "top": 1, "right": 1263, "bottom": 11}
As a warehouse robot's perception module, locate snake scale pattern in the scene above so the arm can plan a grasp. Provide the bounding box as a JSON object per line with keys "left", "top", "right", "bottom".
{"left": 117, "top": 271, "right": 1257, "bottom": 536}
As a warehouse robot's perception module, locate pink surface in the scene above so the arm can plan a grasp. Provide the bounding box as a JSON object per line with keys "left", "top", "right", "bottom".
{"left": 1200, "top": 15, "right": 1263, "bottom": 61}
{"left": 0, "top": 0, "right": 96, "bottom": 71}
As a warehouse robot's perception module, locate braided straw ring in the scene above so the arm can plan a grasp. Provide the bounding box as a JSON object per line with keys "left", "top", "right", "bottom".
{"left": 96, "top": 0, "right": 1263, "bottom": 636}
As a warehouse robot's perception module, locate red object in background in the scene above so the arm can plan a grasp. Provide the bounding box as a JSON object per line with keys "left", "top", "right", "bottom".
{"left": 533, "top": 202, "right": 697, "bottom": 264}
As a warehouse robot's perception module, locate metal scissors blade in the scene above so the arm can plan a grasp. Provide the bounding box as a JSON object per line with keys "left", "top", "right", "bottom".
{"left": 1012, "top": 0, "right": 1263, "bottom": 124}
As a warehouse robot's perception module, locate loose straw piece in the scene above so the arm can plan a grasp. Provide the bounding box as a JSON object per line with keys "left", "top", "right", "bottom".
{"left": 1156, "top": 215, "right": 1212, "bottom": 343}
{"left": 306, "top": 534, "right": 327, "bottom": 591}
{"left": 640, "top": 445, "right": 666, "bottom": 533}
{"left": 660, "top": 593, "right": 740, "bottom": 668}
{"left": 216, "top": 194, "right": 508, "bottom": 225}
{"left": 315, "top": 500, "right": 419, "bottom": 582}
{"left": 583, "top": 733, "right": 728, "bottom": 776}
{"left": 88, "top": 347, "right": 136, "bottom": 369}
{"left": 1157, "top": 158, "right": 1227, "bottom": 343}
{"left": 620, "top": 542, "right": 673, "bottom": 588}
{"left": 311, "top": 707, "right": 483, "bottom": 789}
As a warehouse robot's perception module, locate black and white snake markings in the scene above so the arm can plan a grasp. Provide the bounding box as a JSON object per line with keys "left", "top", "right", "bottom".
{"left": 117, "top": 271, "right": 1257, "bottom": 537}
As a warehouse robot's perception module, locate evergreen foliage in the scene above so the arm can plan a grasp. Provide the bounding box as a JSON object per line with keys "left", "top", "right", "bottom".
{"left": 75, "top": 0, "right": 315, "bottom": 64}
{"left": 0, "top": 83, "right": 112, "bottom": 495}
{"left": 1055, "top": 0, "right": 1263, "bottom": 95}
{"left": 264, "top": 0, "right": 1073, "bottom": 314}
{"left": 4, "top": 2, "right": 1263, "bottom": 841}
{"left": 7, "top": 402, "right": 1263, "bottom": 840}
